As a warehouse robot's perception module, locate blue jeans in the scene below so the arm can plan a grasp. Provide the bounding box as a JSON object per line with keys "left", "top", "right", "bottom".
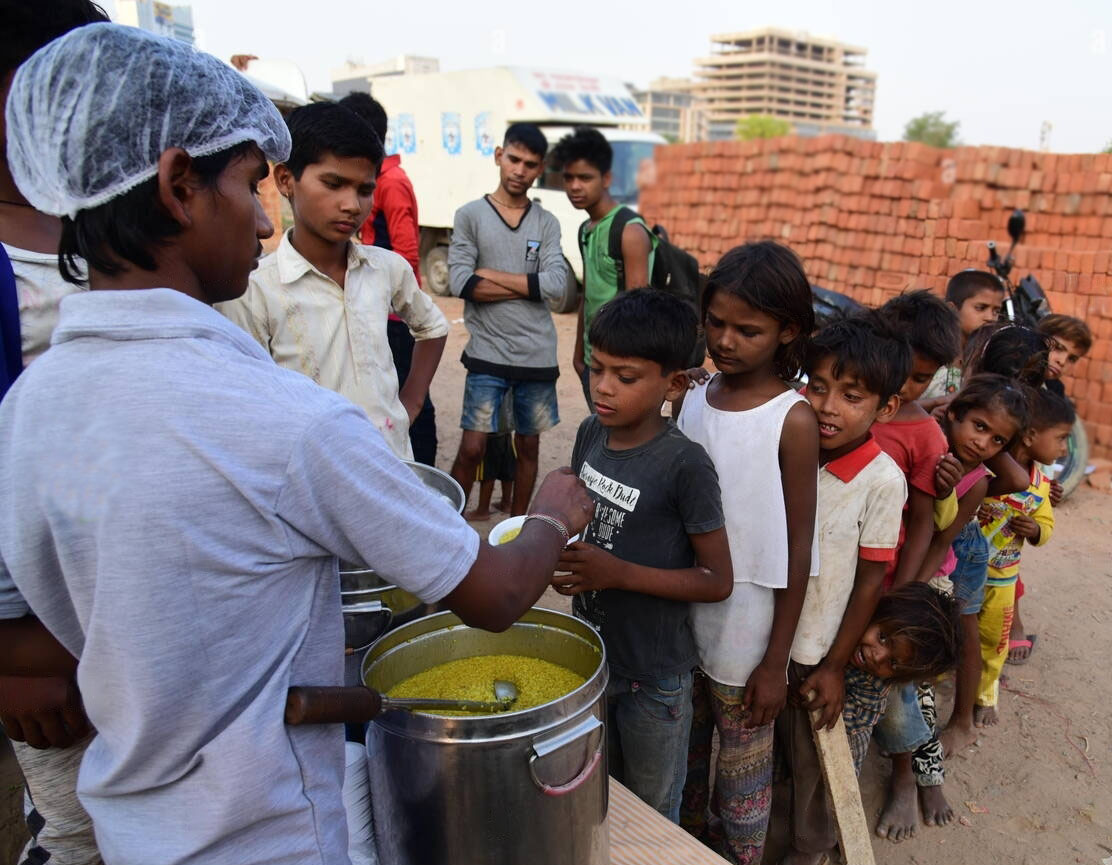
{"left": 873, "top": 680, "right": 932, "bottom": 755}
{"left": 606, "top": 669, "right": 694, "bottom": 823}
{"left": 460, "top": 372, "right": 558, "bottom": 437}
{"left": 951, "top": 520, "right": 989, "bottom": 615}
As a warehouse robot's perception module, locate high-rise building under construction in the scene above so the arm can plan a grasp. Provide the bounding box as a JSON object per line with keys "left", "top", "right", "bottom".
{"left": 694, "top": 28, "right": 877, "bottom": 140}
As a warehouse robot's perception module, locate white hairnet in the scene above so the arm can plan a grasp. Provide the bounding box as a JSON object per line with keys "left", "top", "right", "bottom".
{"left": 5, "top": 22, "right": 292, "bottom": 219}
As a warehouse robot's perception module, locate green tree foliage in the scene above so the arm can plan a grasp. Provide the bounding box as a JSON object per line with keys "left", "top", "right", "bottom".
{"left": 903, "top": 111, "right": 961, "bottom": 148}
{"left": 735, "top": 114, "right": 793, "bottom": 141}
{"left": 1102, "top": 140, "right": 1112, "bottom": 154}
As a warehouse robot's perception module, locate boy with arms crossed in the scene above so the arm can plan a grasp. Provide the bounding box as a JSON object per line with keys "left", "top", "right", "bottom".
{"left": 549, "top": 127, "right": 655, "bottom": 407}
{"left": 775, "top": 314, "right": 910, "bottom": 865}
{"left": 448, "top": 124, "right": 567, "bottom": 514}
{"left": 553, "top": 290, "right": 732, "bottom": 822}
{"left": 220, "top": 101, "right": 447, "bottom": 461}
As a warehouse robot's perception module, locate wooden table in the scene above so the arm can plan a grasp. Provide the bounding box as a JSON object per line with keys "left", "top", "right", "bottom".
{"left": 608, "top": 780, "right": 730, "bottom": 865}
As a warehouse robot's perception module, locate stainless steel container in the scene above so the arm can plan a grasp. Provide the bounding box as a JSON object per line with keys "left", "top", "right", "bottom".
{"left": 340, "top": 460, "right": 466, "bottom": 684}
{"left": 362, "top": 608, "right": 609, "bottom": 865}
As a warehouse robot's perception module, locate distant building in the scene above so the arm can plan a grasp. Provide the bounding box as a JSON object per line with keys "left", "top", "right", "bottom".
{"left": 116, "top": 0, "right": 194, "bottom": 45}
{"left": 331, "top": 56, "right": 440, "bottom": 97}
{"left": 628, "top": 77, "right": 704, "bottom": 143}
{"left": 693, "top": 28, "right": 877, "bottom": 141}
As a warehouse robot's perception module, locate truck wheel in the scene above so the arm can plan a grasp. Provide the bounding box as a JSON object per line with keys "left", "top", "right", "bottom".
{"left": 423, "top": 245, "right": 451, "bottom": 297}
{"left": 547, "top": 259, "right": 581, "bottom": 315}
{"left": 1059, "top": 417, "right": 1090, "bottom": 500}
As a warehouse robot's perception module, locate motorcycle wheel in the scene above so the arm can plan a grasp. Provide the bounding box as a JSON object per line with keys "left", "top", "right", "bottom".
{"left": 1058, "top": 417, "right": 1090, "bottom": 500}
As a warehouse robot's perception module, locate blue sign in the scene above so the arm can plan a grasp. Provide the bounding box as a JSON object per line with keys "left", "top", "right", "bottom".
{"left": 397, "top": 114, "right": 416, "bottom": 155}
{"left": 441, "top": 112, "right": 462, "bottom": 155}
{"left": 535, "top": 91, "right": 643, "bottom": 118}
{"left": 475, "top": 111, "right": 495, "bottom": 156}
{"left": 383, "top": 118, "right": 397, "bottom": 156}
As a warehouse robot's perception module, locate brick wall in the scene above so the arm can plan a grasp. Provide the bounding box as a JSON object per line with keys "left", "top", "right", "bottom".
{"left": 640, "top": 135, "right": 1112, "bottom": 459}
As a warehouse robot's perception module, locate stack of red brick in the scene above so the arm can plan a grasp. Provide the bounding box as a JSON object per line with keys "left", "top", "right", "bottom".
{"left": 640, "top": 135, "right": 1112, "bottom": 460}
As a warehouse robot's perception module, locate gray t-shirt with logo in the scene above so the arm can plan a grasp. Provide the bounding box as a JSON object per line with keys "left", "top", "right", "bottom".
{"left": 0, "top": 289, "right": 479, "bottom": 865}
{"left": 448, "top": 197, "right": 566, "bottom": 380}
{"left": 570, "top": 415, "right": 725, "bottom": 680}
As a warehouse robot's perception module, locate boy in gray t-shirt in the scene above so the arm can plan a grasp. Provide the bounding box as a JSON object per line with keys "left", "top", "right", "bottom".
{"left": 448, "top": 123, "right": 567, "bottom": 518}
{"left": 551, "top": 290, "right": 733, "bottom": 824}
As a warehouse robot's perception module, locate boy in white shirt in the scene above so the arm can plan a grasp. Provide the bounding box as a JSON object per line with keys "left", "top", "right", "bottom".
{"left": 774, "top": 313, "right": 910, "bottom": 865}
{"left": 220, "top": 101, "right": 447, "bottom": 460}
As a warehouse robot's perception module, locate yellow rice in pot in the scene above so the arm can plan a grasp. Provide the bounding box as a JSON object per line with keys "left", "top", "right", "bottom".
{"left": 387, "top": 654, "right": 585, "bottom": 715}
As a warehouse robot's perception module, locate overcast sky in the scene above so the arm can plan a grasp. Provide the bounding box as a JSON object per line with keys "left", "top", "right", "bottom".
{"left": 104, "top": 0, "right": 1111, "bottom": 153}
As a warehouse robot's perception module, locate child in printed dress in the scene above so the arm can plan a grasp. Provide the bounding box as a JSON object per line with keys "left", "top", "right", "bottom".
{"left": 676, "top": 241, "right": 819, "bottom": 865}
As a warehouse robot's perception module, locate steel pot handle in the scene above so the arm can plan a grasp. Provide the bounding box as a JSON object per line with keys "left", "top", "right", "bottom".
{"left": 528, "top": 715, "right": 603, "bottom": 797}
{"left": 343, "top": 601, "right": 394, "bottom": 654}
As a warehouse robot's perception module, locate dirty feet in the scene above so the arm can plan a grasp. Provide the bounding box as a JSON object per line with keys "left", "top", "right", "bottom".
{"left": 463, "top": 507, "right": 493, "bottom": 521}
{"left": 939, "top": 721, "right": 978, "bottom": 757}
{"left": 779, "top": 847, "right": 834, "bottom": 865}
{"left": 876, "top": 769, "right": 919, "bottom": 842}
{"left": 974, "top": 704, "right": 999, "bottom": 727}
{"left": 919, "top": 784, "right": 955, "bottom": 827}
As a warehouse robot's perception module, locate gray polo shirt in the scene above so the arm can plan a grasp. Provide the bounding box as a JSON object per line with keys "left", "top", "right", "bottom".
{"left": 0, "top": 289, "right": 479, "bottom": 865}
{"left": 448, "top": 197, "right": 566, "bottom": 380}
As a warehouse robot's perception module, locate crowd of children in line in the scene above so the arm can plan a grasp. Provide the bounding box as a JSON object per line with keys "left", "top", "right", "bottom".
{"left": 0, "top": 6, "right": 1099, "bottom": 865}
{"left": 566, "top": 250, "right": 1092, "bottom": 864}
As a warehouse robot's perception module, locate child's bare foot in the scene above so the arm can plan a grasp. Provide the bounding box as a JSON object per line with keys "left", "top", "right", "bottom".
{"left": 974, "top": 704, "right": 999, "bottom": 727}
{"left": 778, "top": 847, "right": 834, "bottom": 865}
{"left": 876, "top": 771, "right": 919, "bottom": 842}
{"left": 939, "top": 721, "right": 978, "bottom": 757}
{"left": 919, "top": 784, "right": 955, "bottom": 827}
{"left": 493, "top": 500, "right": 511, "bottom": 513}
{"left": 464, "top": 507, "right": 492, "bottom": 521}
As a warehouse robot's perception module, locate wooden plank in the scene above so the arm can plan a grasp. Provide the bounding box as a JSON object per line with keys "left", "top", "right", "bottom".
{"left": 609, "top": 780, "right": 731, "bottom": 865}
{"left": 810, "top": 712, "right": 877, "bottom": 865}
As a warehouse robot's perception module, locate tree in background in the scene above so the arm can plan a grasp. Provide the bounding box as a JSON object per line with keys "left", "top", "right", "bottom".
{"left": 903, "top": 111, "right": 961, "bottom": 148}
{"left": 735, "top": 114, "right": 793, "bottom": 141}
{"left": 1102, "top": 140, "right": 1112, "bottom": 154}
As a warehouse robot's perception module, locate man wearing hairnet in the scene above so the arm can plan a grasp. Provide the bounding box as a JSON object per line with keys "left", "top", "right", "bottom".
{"left": 0, "top": 23, "right": 594, "bottom": 865}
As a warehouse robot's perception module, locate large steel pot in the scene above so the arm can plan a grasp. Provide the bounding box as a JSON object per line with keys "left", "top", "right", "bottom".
{"left": 362, "top": 608, "right": 609, "bottom": 865}
{"left": 340, "top": 461, "right": 465, "bottom": 684}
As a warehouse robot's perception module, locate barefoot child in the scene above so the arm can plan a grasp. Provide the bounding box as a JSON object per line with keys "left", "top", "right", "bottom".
{"left": 554, "top": 289, "right": 733, "bottom": 821}
{"left": 676, "top": 242, "right": 819, "bottom": 864}
{"left": 773, "top": 313, "right": 910, "bottom": 865}
{"left": 974, "top": 389, "right": 1069, "bottom": 725}
{"left": 466, "top": 399, "right": 516, "bottom": 521}
{"left": 842, "top": 583, "right": 962, "bottom": 771}
{"left": 874, "top": 374, "right": 1029, "bottom": 843}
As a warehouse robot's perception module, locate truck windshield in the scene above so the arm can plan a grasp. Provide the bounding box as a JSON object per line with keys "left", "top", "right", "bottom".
{"left": 539, "top": 140, "right": 659, "bottom": 205}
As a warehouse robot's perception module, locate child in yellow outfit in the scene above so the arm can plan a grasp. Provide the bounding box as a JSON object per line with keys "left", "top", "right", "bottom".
{"left": 973, "top": 388, "right": 1073, "bottom": 725}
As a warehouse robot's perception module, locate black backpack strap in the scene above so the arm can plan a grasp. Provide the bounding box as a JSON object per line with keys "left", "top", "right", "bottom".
{"left": 608, "top": 206, "right": 649, "bottom": 290}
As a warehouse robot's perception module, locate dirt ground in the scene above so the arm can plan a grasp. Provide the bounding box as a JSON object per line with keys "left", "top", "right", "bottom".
{"left": 3, "top": 294, "right": 1111, "bottom": 863}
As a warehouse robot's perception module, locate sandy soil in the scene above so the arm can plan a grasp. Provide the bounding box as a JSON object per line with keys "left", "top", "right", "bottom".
{"left": 3, "top": 294, "right": 1111, "bottom": 863}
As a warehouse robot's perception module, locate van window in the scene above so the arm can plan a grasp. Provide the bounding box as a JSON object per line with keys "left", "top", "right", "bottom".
{"left": 539, "top": 140, "right": 658, "bottom": 205}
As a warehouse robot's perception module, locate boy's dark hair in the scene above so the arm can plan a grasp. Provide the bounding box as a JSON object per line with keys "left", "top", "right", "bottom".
{"left": 805, "top": 310, "right": 911, "bottom": 404}
{"left": 589, "top": 289, "right": 698, "bottom": 374}
{"left": 703, "top": 241, "right": 815, "bottom": 380}
{"left": 945, "top": 269, "right": 1005, "bottom": 307}
{"left": 1037, "top": 313, "right": 1093, "bottom": 354}
{"left": 872, "top": 583, "right": 962, "bottom": 683}
{"left": 549, "top": 126, "right": 613, "bottom": 174}
{"left": 0, "top": 0, "right": 108, "bottom": 76}
{"left": 337, "top": 92, "right": 388, "bottom": 148}
{"left": 878, "top": 289, "right": 961, "bottom": 368}
{"left": 948, "top": 373, "right": 1031, "bottom": 439}
{"left": 58, "top": 142, "right": 257, "bottom": 285}
{"left": 503, "top": 123, "right": 548, "bottom": 158}
{"left": 283, "top": 101, "right": 384, "bottom": 179}
{"left": 964, "top": 322, "right": 1049, "bottom": 387}
{"left": 1030, "top": 388, "right": 1076, "bottom": 430}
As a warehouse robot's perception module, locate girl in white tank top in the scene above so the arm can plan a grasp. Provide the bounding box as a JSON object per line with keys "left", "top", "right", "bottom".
{"left": 676, "top": 242, "right": 819, "bottom": 863}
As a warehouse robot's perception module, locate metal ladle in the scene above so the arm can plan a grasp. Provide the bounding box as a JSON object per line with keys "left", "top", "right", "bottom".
{"left": 285, "top": 680, "right": 519, "bottom": 725}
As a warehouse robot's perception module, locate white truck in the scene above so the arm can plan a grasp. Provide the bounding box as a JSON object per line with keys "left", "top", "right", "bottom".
{"left": 368, "top": 67, "right": 665, "bottom": 312}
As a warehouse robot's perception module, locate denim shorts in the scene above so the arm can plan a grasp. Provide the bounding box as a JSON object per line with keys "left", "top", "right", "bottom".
{"left": 460, "top": 373, "right": 559, "bottom": 437}
{"left": 950, "top": 520, "right": 989, "bottom": 615}
{"left": 873, "top": 680, "right": 932, "bottom": 755}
